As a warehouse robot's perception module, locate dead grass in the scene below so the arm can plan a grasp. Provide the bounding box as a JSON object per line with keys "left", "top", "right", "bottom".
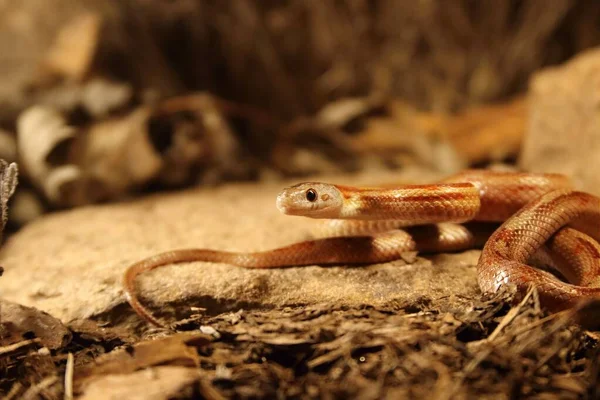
{"left": 2, "top": 289, "right": 599, "bottom": 398}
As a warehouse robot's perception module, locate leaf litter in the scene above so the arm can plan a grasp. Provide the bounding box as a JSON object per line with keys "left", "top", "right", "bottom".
{"left": 2, "top": 287, "right": 599, "bottom": 399}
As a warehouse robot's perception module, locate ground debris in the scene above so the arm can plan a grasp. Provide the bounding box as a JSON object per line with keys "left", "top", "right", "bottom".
{"left": 160, "top": 291, "right": 597, "bottom": 399}
{"left": 73, "top": 332, "right": 212, "bottom": 394}
{"left": 78, "top": 366, "right": 201, "bottom": 400}
{"left": 0, "top": 299, "right": 71, "bottom": 351}
{"left": 1, "top": 289, "right": 598, "bottom": 399}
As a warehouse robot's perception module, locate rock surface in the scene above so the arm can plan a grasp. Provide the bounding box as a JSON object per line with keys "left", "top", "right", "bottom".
{"left": 0, "top": 168, "right": 481, "bottom": 324}
{"left": 521, "top": 47, "right": 600, "bottom": 196}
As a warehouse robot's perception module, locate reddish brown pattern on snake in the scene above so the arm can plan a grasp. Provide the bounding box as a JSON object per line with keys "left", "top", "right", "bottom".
{"left": 538, "top": 228, "right": 600, "bottom": 287}
{"left": 478, "top": 190, "right": 600, "bottom": 311}
{"left": 123, "top": 170, "right": 600, "bottom": 328}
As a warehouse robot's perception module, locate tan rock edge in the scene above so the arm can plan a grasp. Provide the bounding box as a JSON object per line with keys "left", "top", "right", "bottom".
{"left": 0, "top": 169, "right": 480, "bottom": 323}
{"left": 521, "top": 47, "right": 600, "bottom": 196}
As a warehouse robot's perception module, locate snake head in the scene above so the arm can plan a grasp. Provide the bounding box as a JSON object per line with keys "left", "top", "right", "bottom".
{"left": 276, "top": 182, "right": 344, "bottom": 218}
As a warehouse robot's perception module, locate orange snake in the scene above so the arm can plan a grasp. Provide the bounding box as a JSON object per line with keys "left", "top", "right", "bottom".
{"left": 123, "top": 170, "right": 600, "bottom": 327}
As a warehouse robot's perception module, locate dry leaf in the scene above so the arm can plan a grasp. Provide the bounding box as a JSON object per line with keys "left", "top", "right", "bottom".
{"left": 34, "top": 78, "right": 133, "bottom": 118}
{"left": 348, "top": 101, "right": 464, "bottom": 173}
{"left": 0, "top": 300, "right": 71, "bottom": 350}
{"left": 447, "top": 97, "right": 526, "bottom": 164}
{"left": 313, "top": 96, "right": 385, "bottom": 130}
{"left": 81, "top": 107, "right": 163, "bottom": 199}
{"left": 16, "top": 106, "right": 81, "bottom": 205}
{"left": 80, "top": 78, "right": 133, "bottom": 118}
{"left": 17, "top": 105, "right": 163, "bottom": 206}
{"left": 154, "top": 93, "right": 248, "bottom": 186}
{"left": 273, "top": 96, "right": 384, "bottom": 175}
{"left": 277, "top": 97, "right": 466, "bottom": 175}
{"left": 41, "top": 12, "right": 102, "bottom": 81}
{"left": 79, "top": 366, "right": 200, "bottom": 400}
{"left": 74, "top": 333, "right": 211, "bottom": 393}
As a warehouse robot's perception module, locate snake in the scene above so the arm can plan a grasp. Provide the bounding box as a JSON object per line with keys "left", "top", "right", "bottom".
{"left": 123, "top": 170, "right": 600, "bottom": 328}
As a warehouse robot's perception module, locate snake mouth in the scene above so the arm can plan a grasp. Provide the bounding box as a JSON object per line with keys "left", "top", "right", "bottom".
{"left": 276, "top": 192, "right": 294, "bottom": 214}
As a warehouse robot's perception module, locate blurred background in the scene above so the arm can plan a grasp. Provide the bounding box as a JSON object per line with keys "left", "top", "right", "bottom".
{"left": 2, "top": 0, "right": 600, "bottom": 229}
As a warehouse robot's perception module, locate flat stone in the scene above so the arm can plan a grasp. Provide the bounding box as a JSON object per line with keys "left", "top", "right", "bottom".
{"left": 0, "top": 168, "right": 480, "bottom": 324}
{"left": 521, "top": 48, "right": 600, "bottom": 196}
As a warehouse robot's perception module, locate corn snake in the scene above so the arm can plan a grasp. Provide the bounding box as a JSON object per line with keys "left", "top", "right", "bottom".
{"left": 123, "top": 170, "right": 600, "bottom": 328}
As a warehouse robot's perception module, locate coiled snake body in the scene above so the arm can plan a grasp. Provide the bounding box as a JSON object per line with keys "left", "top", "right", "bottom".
{"left": 123, "top": 170, "right": 600, "bottom": 327}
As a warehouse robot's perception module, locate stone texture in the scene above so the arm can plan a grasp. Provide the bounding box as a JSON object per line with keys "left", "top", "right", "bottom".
{"left": 521, "top": 47, "right": 600, "bottom": 196}
{"left": 0, "top": 167, "right": 480, "bottom": 324}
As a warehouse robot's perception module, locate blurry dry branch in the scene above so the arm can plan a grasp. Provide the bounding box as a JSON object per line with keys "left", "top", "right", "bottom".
{"left": 39, "top": 12, "right": 102, "bottom": 83}
{"left": 2, "top": 1, "right": 600, "bottom": 121}
{"left": 273, "top": 95, "right": 527, "bottom": 176}
{"left": 0, "top": 161, "right": 18, "bottom": 236}
{"left": 272, "top": 96, "right": 458, "bottom": 176}
{"left": 0, "top": 0, "right": 598, "bottom": 211}
{"left": 445, "top": 96, "right": 527, "bottom": 164}
{"left": 142, "top": 0, "right": 600, "bottom": 115}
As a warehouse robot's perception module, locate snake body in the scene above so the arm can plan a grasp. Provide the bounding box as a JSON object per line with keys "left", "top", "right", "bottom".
{"left": 123, "top": 170, "right": 600, "bottom": 327}
{"left": 478, "top": 189, "right": 600, "bottom": 311}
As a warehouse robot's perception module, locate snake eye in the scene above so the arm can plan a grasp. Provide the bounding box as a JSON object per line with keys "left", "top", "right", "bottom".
{"left": 306, "top": 189, "right": 317, "bottom": 202}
